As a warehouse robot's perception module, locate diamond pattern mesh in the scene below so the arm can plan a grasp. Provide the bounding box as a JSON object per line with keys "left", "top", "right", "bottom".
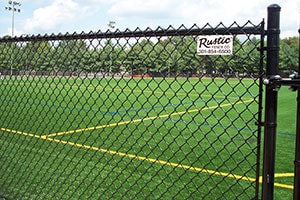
{"left": 0, "top": 22, "right": 263, "bottom": 199}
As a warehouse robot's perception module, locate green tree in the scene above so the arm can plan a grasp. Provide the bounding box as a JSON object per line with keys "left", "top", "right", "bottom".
{"left": 92, "top": 40, "right": 125, "bottom": 74}
{"left": 21, "top": 41, "right": 52, "bottom": 71}
{"left": 0, "top": 39, "right": 22, "bottom": 73}
{"left": 280, "top": 36, "right": 298, "bottom": 73}
{"left": 125, "top": 40, "right": 147, "bottom": 75}
{"left": 230, "top": 37, "right": 261, "bottom": 76}
{"left": 54, "top": 40, "right": 90, "bottom": 72}
{"left": 0, "top": 37, "right": 13, "bottom": 70}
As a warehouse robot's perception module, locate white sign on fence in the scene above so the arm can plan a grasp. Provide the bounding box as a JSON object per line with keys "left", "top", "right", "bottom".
{"left": 197, "top": 35, "right": 233, "bottom": 55}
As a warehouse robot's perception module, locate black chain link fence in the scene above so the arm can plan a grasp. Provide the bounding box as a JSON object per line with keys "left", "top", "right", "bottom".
{"left": 0, "top": 22, "right": 264, "bottom": 199}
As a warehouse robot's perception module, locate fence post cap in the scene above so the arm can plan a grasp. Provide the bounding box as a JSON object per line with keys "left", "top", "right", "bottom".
{"left": 267, "top": 4, "right": 281, "bottom": 11}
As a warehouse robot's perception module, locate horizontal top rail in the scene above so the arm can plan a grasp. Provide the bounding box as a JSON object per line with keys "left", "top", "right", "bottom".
{"left": 0, "top": 22, "right": 264, "bottom": 42}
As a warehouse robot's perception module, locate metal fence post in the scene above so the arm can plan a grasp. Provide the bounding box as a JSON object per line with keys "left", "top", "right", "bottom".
{"left": 293, "top": 28, "right": 300, "bottom": 200}
{"left": 262, "top": 4, "right": 281, "bottom": 200}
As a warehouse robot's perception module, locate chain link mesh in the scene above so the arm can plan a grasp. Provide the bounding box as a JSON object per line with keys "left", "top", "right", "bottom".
{"left": 0, "top": 22, "right": 263, "bottom": 199}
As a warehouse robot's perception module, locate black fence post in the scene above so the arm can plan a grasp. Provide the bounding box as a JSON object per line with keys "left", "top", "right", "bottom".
{"left": 293, "top": 28, "right": 300, "bottom": 200}
{"left": 262, "top": 4, "right": 281, "bottom": 200}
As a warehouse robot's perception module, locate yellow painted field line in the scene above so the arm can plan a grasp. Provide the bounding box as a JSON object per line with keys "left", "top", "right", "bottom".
{"left": 273, "top": 173, "right": 295, "bottom": 190}
{"left": 43, "top": 99, "right": 254, "bottom": 138}
{"left": 42, "top": 137, "right": 295, "bottom": 189}
{"left": 257, "top": 174, "right": 294, "bottom": 190}
{"left": 0, "top": 126, "right": 295, "bottom": 190}
{"left": 274, "top": 182, "right": 294, "bottom": 190}
{"left": 44, "top": 117, "right": 153, "bottom": 138}
{"left": 44, "top": 137, "right": 256, "bottom": 182}
{"left": 0, "top": 127, "right": 41, "bottom": 139}
{"left": 275, "top": 173, "right": 294, "bottom": 177}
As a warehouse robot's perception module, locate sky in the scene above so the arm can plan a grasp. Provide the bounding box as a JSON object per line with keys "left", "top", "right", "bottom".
{"left": 0, "top": 0, "right": 299, "bottom": 38}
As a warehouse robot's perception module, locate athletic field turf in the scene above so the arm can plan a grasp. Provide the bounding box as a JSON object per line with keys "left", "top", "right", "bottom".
{"left": 0, "top": 76, "right": 297, "bottom": 199}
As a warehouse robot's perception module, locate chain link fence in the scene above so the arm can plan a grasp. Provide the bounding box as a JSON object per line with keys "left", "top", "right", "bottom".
{"left": 0, "top": 21, "right": 264, "bottom": 199}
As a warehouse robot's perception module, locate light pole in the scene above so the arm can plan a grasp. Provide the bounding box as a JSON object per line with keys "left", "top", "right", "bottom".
{"left": 5, "top": 1, "right": 21, "bottom": 75}
{"left": 108, "top": 21, "right": 115, "bottom": 75}
{"left": 5, "top": 0, "right": 21, "bottom": 36}
{"left": 108, "top": 21, "right": 116, "bottom": 30}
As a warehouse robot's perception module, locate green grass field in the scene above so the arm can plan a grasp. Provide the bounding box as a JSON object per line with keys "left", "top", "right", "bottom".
{"left": 0, "top": 76, "right": 297, "bottom": 199}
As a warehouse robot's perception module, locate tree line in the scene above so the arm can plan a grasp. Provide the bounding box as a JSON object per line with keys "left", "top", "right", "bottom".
{"left": 0, "top": 35, "right": 298, "bottom": 77}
